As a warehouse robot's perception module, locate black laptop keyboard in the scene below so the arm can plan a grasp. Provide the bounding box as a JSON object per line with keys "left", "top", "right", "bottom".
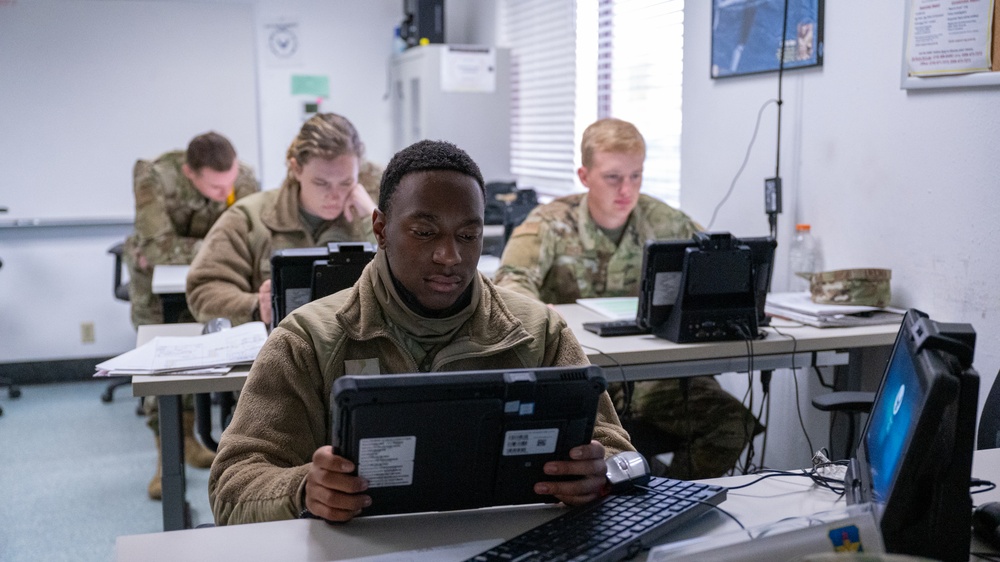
{"left": 465, "top": 477, "right": 727, "bottom": 562}
{"left": 582, "top": 320, "right": 650, "bottom": 337}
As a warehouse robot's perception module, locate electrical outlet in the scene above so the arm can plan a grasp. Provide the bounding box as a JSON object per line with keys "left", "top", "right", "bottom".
{"left": 81, "top": 322, "right": 95, "bottom": 344}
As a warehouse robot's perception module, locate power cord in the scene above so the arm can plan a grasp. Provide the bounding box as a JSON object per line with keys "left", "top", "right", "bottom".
{"left": 579, "top": 344, "right": 633, "bottom": 420}
{"left": 706, "top": 99, "right": 779, "bottom": 231}
{"left": 768, "top": 324, "right": 816, "bottom": 459}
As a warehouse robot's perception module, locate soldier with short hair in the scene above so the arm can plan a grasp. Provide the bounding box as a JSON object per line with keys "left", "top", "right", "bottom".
{"left": 495, "top": 118, "right": 763, "bottom": 479}
{"left": 125, "top": 132, "right": 259, "bottom": 327}
{"left": 124, "top": 131, "right": 260, "bottom": 500}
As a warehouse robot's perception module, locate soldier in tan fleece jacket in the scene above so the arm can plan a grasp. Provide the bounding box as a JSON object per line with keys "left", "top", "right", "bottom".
{"left": 209, "top": 140, "right": 634, "bottom": 525}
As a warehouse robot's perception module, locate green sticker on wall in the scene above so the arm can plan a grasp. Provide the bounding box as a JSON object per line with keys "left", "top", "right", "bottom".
{"left": 291, "top": 75, "right": 329, "bottom": 98}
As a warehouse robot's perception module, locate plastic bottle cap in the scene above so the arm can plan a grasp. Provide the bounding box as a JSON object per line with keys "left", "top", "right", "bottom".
{"left": 795, "top": 224, "right": 811, "bottom": 231}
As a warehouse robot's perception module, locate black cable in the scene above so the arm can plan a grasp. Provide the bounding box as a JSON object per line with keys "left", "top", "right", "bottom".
{"left": 768, "top": 0, "right": 790, "bottom": 240}
{"left": 729, "top": 321, "right": 759, "bottom": 475}
{"left": 726, "top": 461, "right": 849, "bottom": 496}
{"left": 970, "top": 553, "right": 1000, "bottom": 562}
{"left": 971, "top": 478, "right": 997, "bottom": 494}
{"left": 580, "top": 344, "right": 632, "bottom": 420}
{"left": 769, "top": 325, "right": 816, "bottom": 458}
{"left": 706, "top": 99, "right": 778, "bottom": 231}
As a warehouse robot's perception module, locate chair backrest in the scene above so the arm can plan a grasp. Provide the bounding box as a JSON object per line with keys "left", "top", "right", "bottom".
{"left": 108, "top": 241, "right": 129, "bottom": 302}
{"left": 977, "top": 369, "right": 1000, "bottom": 450}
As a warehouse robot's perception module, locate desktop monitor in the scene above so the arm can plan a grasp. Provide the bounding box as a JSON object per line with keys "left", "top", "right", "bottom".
{"left": 330, "top": 365, "right": 607, "bottom": 516}
{"left": 269, "top": 242, "right": 377, "bottom": 328}
{"left": 845, "top": 308, "right": 978, "bottom": 561}
{"left": 636, "top": 232, "right": 776, "bottom": 343}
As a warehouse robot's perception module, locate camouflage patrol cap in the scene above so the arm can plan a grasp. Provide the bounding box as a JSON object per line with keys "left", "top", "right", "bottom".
{"left": 807, "top": 268, "right": 891, "bottom": 307}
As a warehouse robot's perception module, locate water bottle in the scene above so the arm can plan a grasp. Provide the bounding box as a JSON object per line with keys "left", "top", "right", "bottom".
{"left": 392, "top": 26, "right": 407, "bottom": 54}
{"left": 788, "top": 223, "right": 820, "bottom": 292}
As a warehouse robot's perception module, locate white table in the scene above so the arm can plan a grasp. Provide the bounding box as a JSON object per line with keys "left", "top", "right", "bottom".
{"left": 555, "top": 303, "right": 900, "bottom": 381}
{"left": 132, "top": 314, "right": 900, "bottom": 532}
{"left": 115, "top": 449, "right": 1000, "bottom": 561}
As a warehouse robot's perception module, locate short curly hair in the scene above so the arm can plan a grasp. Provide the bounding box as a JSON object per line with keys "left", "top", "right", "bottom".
{"left": 378, "top": 140, "right": 486, "bottom": 217}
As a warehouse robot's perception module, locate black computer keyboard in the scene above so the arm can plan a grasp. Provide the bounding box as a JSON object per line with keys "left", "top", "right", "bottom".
{"left": 582, "top": 320, "right": 650, "bottom": 337}
{"left": 465, "top": 477, "right": 727, "bottom": 562}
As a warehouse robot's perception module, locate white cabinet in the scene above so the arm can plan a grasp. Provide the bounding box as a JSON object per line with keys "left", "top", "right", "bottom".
{"left": 391, "top": 44, "right": 512, "bottom": 182}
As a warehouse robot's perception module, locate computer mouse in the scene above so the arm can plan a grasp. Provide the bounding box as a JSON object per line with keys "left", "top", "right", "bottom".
{"left": 973, "top": 501, "right": 1000, "bottom": 550}
{"left": 605, "top": 451, "right": 651, "bottom": 493}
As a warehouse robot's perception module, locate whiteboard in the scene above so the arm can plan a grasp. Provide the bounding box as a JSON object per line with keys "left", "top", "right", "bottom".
{"left": 0, "top": 0, "right": 260, "bottom": 224}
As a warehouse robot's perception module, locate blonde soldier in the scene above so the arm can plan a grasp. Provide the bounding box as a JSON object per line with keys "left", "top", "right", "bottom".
{"left": 124, "top": 132, "right": 260, "bottom": 500}
{"left": 124, "top": 132, "right": 259, "bottom": 327}
{"left": 186, "top": 113, "right": 380, "bottom": 327}
{"left": 495, "top": 118, "right": 762, "bottom": 479}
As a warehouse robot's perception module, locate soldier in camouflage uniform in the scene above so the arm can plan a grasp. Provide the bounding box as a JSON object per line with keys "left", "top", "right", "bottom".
{"left": 495, "top": 118, "right": 763, "bottom": 479}
{"left": 186, "top": 112, "right": 379, "bottom": 328}
{"left": 124, "top": 132, "right": 260, "bottom": 500}
{"left": 124, "top": 132, "right": 259, "bottom": 327}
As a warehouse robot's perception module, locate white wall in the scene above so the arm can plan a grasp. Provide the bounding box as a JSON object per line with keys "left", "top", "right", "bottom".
{"left": 681, "top": 1, "right": 1000, "bottom": 467}
{"left": 0, "top": 0, "right": 496, "bottom": 367}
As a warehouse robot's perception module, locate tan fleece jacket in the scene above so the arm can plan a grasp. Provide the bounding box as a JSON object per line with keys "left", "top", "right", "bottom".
{"left": 186, "top": 179, "right": 375, "bottom": 325}
{"left": 209, "top": 257, "right": 633, "bottom": 525}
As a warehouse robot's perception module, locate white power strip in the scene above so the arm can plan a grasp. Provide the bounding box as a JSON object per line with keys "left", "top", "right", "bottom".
{"left": 648, "top": 503, "right": 885, "bottom": 562}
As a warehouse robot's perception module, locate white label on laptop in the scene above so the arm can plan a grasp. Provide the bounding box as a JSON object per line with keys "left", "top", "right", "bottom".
{"left": 502, "top": 428, "right": 559, "bottom": 456}
{"left": 358, "top": 436, "right": 416, "bottom": 488}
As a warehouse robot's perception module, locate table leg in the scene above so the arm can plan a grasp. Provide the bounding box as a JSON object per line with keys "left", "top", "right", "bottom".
{"left": 158, "top": 394, "right": 188, "bottom": 531}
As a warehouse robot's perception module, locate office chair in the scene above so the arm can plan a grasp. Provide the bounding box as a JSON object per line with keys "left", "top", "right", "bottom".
{"left": 0, "top": 255, "right": 23, "bottom": 416}
{"left": 101, "top": 241, "right": 141, "bottom": 413}
{"left": 977, "top": 369, "right": 1000, "bottom": 450}
{"left": 811, "top": 391, "right": 875, "bottom": 461}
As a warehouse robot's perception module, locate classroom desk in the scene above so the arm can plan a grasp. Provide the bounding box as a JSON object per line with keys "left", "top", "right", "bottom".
{"left": 115, "top": 448, "right": 1000, "bottom": 561}
{"left": 132, "top": 314, "right": 900, "bottom": 532}
{"left": 553, "top": 303, "right": 900, "bottom": 382}
{"left": 151, "top": 264, "right": 190, "bottom": 323}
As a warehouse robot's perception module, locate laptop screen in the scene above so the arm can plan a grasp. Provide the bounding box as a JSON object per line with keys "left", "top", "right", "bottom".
{"left": 330, "top": 365, "right": 607, "bottom": 517}
{"left": 846, "top": 308, "right": 978, "bottom": 560}
{"left": 862, "top": 316, "right": 926, "bottom": 502}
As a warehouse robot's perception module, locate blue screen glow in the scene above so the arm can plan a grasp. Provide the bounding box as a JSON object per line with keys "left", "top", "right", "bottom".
{"left": 864, "top": 339, "right": 924, "bottom": 501}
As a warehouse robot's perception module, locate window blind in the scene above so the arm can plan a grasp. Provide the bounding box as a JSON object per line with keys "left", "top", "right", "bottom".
{"left": 500, "top": 0, "right": 580, "bottom": 194}
{"left": 602, "top": 0, "right": 685, "bottom": 207}
{"left": 501, "top": 0, "right": 684, "bottom": 204}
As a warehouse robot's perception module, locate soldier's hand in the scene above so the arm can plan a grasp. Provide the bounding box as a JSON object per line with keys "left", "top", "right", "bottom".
{"left": 258, "top": 279, "right": 272, "bottom": 326}
{"left": 304, "top": 446, "right": 371, "bottom": 522}
{"left": 343, "top": 182, "right": 376, "bottom": 223}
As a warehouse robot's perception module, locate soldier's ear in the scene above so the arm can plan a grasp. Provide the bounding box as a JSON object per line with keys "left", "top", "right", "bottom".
{"left": 288, "top": 157, "right": 303, "bottom": 178}
{"left": 181, "top": 163, "right": 197, "bottom": 182}
{"left": 372, "top": 208, "right": 387, "bottom": 248}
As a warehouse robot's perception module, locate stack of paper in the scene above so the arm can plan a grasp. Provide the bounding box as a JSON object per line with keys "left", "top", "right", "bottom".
{"left": 765, "top": 292, "right": 903, "bottom": 328}
{"left": 575, "top": 297, "right": 639, "bottom": 320}
{"left": 95, "top": 322, "right": 267, "bottom": 376}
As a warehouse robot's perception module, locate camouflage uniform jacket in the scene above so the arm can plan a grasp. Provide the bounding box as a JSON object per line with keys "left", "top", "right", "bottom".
{"left": 123, "top": 151, "right": 259, "bottom": 326}
{"left": 209, "top": 257, "right": 633, "bottom": 525}
{"left": 494, "top": 193, "right": 700, "bottom": 303}
{"left": 185, "top": 179, "right": 376, "bottom": 325}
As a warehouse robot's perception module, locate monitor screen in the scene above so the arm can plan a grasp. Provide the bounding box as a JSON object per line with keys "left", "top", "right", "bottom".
{"left": 846, "top": 308, "right": 978, "bottom": 561}
{"left": 862, "top": 318, "right": 926, "bottom": 502}
{"left": 270, "top": 242, "right": 376, "bottom": 328}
